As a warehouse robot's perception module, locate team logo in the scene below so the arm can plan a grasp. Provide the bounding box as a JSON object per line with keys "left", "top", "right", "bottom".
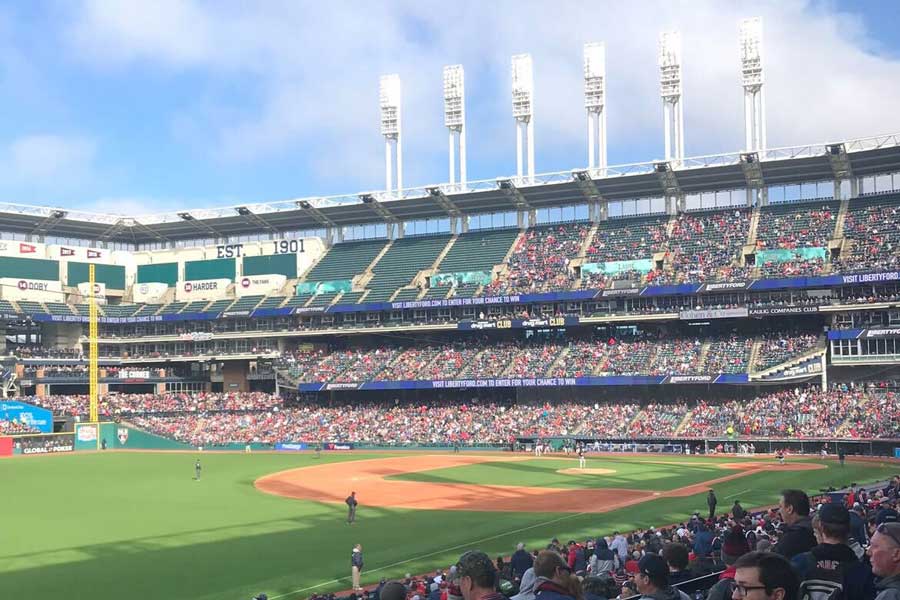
{"left": 19, "top": 243, "right": 36, "bottom": 254}
{"left": 87, "top": 249, "right": 102, "bottom": 259}
{"left": 138, "top": 284, "right": 149, "bottom": 294}
{"left": 241, "top": 277, "right": 251, "bottom": 288}
{"left": 60, "top": 247, "right": 76, "bottom": 257}
{"left": 117, "top": 427, "right": 129, "bottom": 445}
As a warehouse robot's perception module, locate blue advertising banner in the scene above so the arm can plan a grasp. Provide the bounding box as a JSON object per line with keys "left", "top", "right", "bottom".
{"left": 298, "top": 373, "right": 750, "bottom": 392}
{"left": 0, "top": 400, "right": 53, "bottom": 433}
{"left": 274, "top": 442, "right": 308, "bottom": 451}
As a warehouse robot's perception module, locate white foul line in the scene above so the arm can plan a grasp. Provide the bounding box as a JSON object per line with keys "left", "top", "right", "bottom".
{"left": 724, "top": 488, "right": 750, "bottom": 500}
{"left": 269, "top": 510, "right": 590, "bottom": 599}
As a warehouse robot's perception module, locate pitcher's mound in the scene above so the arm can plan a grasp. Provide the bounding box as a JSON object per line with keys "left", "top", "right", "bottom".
{"left": 557, "top": 467, "right": 617, "bottom": 475}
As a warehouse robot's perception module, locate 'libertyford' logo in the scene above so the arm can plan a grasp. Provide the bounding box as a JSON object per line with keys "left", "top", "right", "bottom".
{"left": 702, "top": 282, "right": 747, "bottom": 291}
{"left": 18, "top": 280, "right": 48, "bottom": 291}
{"left": 668, "top": 375, "right": 714, "bottom": 384}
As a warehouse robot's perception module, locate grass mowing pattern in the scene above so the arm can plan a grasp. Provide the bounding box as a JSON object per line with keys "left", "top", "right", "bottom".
{"left": 2, "top": 452, "right": 895, "bottom": 600}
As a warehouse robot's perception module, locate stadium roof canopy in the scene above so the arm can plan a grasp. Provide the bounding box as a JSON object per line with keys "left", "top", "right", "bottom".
{"left": 2, "top": 133, "right": 899, "bottom": 245}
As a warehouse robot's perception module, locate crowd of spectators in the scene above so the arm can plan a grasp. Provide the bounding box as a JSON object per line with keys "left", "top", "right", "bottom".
{"left": 490, "top": 224, "right": 589, "bottom": 295}
{"left": 664, "top": 209, "right": 751, "bottom": 284}
{"left": 754, "top": 333, "right": 820, "bottom": 372}
{"left": 754, "top": 202, "right": 838, "bottom": 277}
{"left": 26, "top": 391, "right": 279, "bottom": 417}
{"left": 836, "top": 196, "right": 900, "bottom": 273}
{"left": 0, "top": 419, "right": 39, "bottom": 435}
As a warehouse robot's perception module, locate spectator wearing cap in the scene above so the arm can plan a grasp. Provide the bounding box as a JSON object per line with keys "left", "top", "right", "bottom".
{"left": 870, "top": 522, "right": 900, "bottom": 600}
{"left": 566, "top": 541, "right": 587, "bottom": 576}
{"left": 511, "top": 543, "right": 534, "bottom": 581}
{"left": 706, "top": 526, "right": 750, "bottom": 600}
{"left": 793, "top": 503, "right": 875, "bottom": 599}
{"left": 632, "top": 554, "right": 690, "bottom": 600}
{"left": 774, "top": 489, "right": 817, "bottom": 559}
{"left": 380, "top": 581, "right": 409, "bottom": 600}
{"left": 732, "top": 551, "right": 799, "bottom": 600}
{"left": 532, "top": 550, "right": 580, "bottom": 600}
{"left": 457, "top": 551, "right": 506, "bottom": 600}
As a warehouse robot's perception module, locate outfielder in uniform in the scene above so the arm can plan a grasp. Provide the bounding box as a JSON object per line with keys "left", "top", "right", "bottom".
{"left": 578, "top": 450, "right": 586, "bottom": 469}
{"left": 194, "top": 459, "right": 202, "bottom": 481}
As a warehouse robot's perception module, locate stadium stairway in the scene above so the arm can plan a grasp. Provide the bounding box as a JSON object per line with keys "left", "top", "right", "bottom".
{"left": 625, "top": 408, "right": 646, "bottom": 432}
{"left": 697, "top": 340, "right": 712, "bottom": 371}
{"left": 748, "top": 339, "right": 762, "bottom": 372}
{"left": 746, "top": 207, "right": 761, "bottom": 247}
{"left": 834, "top": 196, "right": 850, "bottom": 239}
{"left": 673, "top": 410, "right": 695, "bottom": 436}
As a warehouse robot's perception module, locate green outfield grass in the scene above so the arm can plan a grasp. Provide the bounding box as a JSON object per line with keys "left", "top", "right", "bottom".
{"left": 2, "top": 452, "right": 896, "bottom": 600}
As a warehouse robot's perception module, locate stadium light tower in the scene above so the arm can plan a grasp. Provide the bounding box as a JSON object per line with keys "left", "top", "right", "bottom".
{"left": 511, "top": 54, "right": 535, "bottom": 184}
{"left": 443, "top": 65, "right": 467, "bottom": 189}
{"left": 380, "top": 74, "right": 402, "bottom": 197}
{"left": 584, "top": 42, "right": 607, "bottom": 173}
{"left": 659, "top": 31, "right": 684, "bottom": 165}
{"left": 740, "top": 17, "right": 766, "bottom": 154}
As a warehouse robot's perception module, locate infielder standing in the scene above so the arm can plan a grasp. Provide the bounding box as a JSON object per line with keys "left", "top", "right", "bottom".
{"left": 346, "top": 491, "right": 358, "bottom": 524}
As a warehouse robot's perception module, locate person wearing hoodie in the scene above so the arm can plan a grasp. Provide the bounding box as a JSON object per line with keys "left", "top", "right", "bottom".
{"left": 511, "top": 543, "right": 534, "bottom": 581}
{"left": 732, "top": 500, "right": 747, "bottom": 521}
{"left": 511, "top": 568, "right": 537, "bottom": 600}
{"left": 792, "top": 503, "right": 875, "bottom": 600}
{"left": 774, "top": 489, "right": 817, "bottom": 559}
{"left": 589, "top": 539, "right": 616, "bottom": 577}
{"left": 705, "top": 526, "right": 750, "bottom": 600}
{"left": 533, "top": 550, "right": 581, "bottom": 600}
{"left": 691, "top": 522, "right": 714, "bottom": 558}
{"left": 870, "top": 523, "right": 900, "bottom": 600}
{"left": 632, "top": 554, "right": 690, "bottom": 600}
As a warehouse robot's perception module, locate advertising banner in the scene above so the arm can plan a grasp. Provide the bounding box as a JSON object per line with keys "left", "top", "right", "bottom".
{"left": 0, "top": 278, "right": 62, "bottom": 302}
{"left": 275, "top": 442, "right": 309, "bottom": 451}
{"left": 429, "top": 271, "right": 493, "bottom": 288}
{"left": 748, "top": 306, "right": 820, "bottom": 316}
{"left": 236, "top": 274, "right": 286, "bottom": 297}
{"left": 458, "top": 316, "right": 578, "bottom": 330}
{"left": 679, "top": 308, "right": 749, "bottom": 320}
{"left": 17, "top": 433, "right": 75, "bottom": 454}
{"left": 75, "top": 423, "right": 99, "bottom": 450}
{"left": 697, "top": 281, "right": 751, "bottom": 292}
{"left": 176, "top": 278, "right": 230, "bottom": 302}
{"left": 133, "top": 282, "right": 169, "bottom": 304}
{"left": 296, "top": 279, "right": 352, "bottom": 296}
{"left": 0, "top": 400, "right": 52, "bottom": 433}
{"left": 582, "top": 258, "right": 653, "bottom": 276}
{"left": 118, "top": 370, "right": 151, "bottom": 379}
{"left": 0, "top": 436, "right": 11, "bottom": 456}
{"left": 756, "top": 247, "right": 827, "bottom": 265}
{"left": 77, "top": 281, "right": 107, "bottom": 303}
{"left": 0, "top": 240, "right": 47, "bottom": 258}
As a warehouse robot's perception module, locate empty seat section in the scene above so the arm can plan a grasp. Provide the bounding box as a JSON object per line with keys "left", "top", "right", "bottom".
{"left": 282, "top": 295, "right": 312, "bottom": 308}
{"left": 304, "top": 239, "right": 388, "bottom": 282}
{"left": 364, "top": 235, "right": 451, "bottom": 302}
{"left": 256, "top": 296, "right": 287, "bottom": 309}
{"left": 158, "top": 302, "right": 187, "bottom": 315}
{"left": 203, "top": 299, "right": 234, "bottom": 314}
{"left": 453, "top": 283, "right": 480, "bottom": 298}
{"left": 436, "top": 229, "right": 519, "bottom": 273}
{"left": 180, "top": 301, "right": 210, "bottom": 313}
{"left": 17, "top": 301, "right": 47, "bottom": 315}
{"left": 101, "top": 304, "right": 140, "bottom": 318}
{"left": 224, "top": 295, "right": 263, "bottom": 313}
{"left": 337, "top": 291, "right": 366, "bottom": 304}
{"left": 132, "top": 304, "right": 162, "bottom": 317}
{"left": 0, "top": 299, "right": 18, "bottom": 314}
{"left": 307, "top": 293, "right": 338, "bottom": 307}
{"left": 391, "top": 288, "right": 420, "bottom": 302}
{"left": 71, "top": 304, "right": 91, "bottom": 316}
{"left": 44, "top": 302, "right": 75, "bottom": 316}
{"left": 421, "top": 286, "right": 449, "bottom": 300}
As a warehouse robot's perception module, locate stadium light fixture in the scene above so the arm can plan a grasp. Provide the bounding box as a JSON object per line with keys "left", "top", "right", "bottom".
{"left": 497, "top": 178, "right": 531, "bottom": 210}
{"left": 659, "top": 31, "right": 684, "bottom": 165}
{"left": 443, "top": 65, "right": 467, "bottom": 189}
{"left": 178, "top": 212, "right": 194, "bottom": 221}
{"left": 427, "top": 185, "right": 461, "bottom": 218}
{"left": 584, "top": 42, "right": 607, "bottom": 173}
{"left": 51, "top": 209, "right": 67, "bottom": 219}
{"left": 511, "top": 54, "right": 535, "bottom": 184}
{"left": 236, "top": 206, "right": 252, "bottom": 216}
{"left": 380, "top": 74, "right": 403, "bottom": 197}
{"left": 740, "top": 17, "right": 766, "bottom": 154}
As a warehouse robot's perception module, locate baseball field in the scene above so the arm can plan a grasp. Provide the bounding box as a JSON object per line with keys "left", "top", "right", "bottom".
{"left": 3, "top": 451, "right": 896, "bottom": 600}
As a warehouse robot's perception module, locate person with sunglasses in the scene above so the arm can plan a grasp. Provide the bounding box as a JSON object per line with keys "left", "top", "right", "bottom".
{"left": 870, "top": 523, "right": 900, "bottom": 600}
{"left": 731, "top": 551, "right": 799, "bottom": 600}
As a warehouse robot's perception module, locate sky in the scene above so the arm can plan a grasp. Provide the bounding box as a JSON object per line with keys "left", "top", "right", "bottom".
{"left": 0, "top": 0, "right": 898, "bottom": 216}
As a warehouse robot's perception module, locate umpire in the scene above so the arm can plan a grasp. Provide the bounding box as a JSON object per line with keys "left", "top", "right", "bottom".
{"left": 346, "top": 491, "right": 358, "bottom": 524}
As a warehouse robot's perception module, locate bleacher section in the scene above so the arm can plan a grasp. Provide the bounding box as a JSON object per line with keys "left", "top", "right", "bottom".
{"left": 663, "top": 208, "right": 751, "bottom": 283}
{"left": 132, "top": 304, "right": 162, "bottom": 317}
{"left": 755, "top": 200, "right": 839, "bottom": 276}
{"left": 157, "top": 302, "right": 187, "bottom": 315}
{"left": 282, "top": 295, "right": 312, "bottom": 308}
{"left": 256, "top": 296, "right": 287, "bottom": 310}
{"left": 45, "top": 302, "right": 75, "bottom": 316}
{"left": 837, "top": 193, "right": 900, "bottom": 272}
{"left": 304, "top": 239, "right": 388, "bottom": 282}
{"left": 587, "top": 215, "right": 668, "bottom": 263}
{"left": 17, "top": 301, "right": 48, "bottom": 315}
{"left": 491, "top": 222, "right": 589, "bottom": 294}
{"left": 453, "top": 283, "right": 480, "bottom": 298}
{"left": 363, "top": 235, "right": 450, "bottom": 302}
{"left": 180, "top": 301, "right": 210, "bottom": 313}
{"left": 435, "top": 229, "right": 519, "bottom": 274}
{"left": 337, "top": 291, "right": 366, "bottom": 304}
{"left": 202, "top": 299, "right": 235, "bottom": 314}
{"left": 421, "top": 286, "right": 449, "bottom": 300}
{"left": 307, "top": 293, "right": 338, "bottom": 307}
{"left": 101, "top": 304, "right": 140, "bottom": 318}
{"left": 391, "top": 288, "right": 420, "bottom": 302}
{"left": 224, "top": 296, "right": 263, "bottom": 313}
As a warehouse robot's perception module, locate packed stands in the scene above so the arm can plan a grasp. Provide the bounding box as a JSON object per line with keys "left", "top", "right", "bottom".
{"left": 835, "top": 193, "right": 900, "bottom": 272}
{"left": 587, "top": 215, "right": 667, "bottom": 264}
{"left": 490, "top": 223, "right": 589, "bottom": 294}
{"left": 704, "top": 336, "right": 753, "bottom": 374}
{"left": 0, "top": 419, "right": 40, "bottom": 435}
{"left": 662, "top": 208, "right": 751, "bottom": 283}
{"left": 755, "top": 201, "right": 838, "bottom": 276}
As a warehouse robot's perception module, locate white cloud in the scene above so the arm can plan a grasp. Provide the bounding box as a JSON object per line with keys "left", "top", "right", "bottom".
{"left": 4, "top": 134, "right": 96, "bottom": 183}
{"left": 64, "top": 1, "right": 900, "bottom": 192}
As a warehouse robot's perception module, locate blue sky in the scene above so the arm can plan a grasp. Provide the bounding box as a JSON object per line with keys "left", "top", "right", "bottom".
{"left": 0, "top": 0, "right": 898, "bottom": 215}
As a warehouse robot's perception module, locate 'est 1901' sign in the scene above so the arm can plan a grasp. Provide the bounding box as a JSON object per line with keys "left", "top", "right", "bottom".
{"left": 216, "top": 239, "right": 305, "bottom": 258}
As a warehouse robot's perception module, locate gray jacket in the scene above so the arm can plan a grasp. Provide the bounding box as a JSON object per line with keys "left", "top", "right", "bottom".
{"left": 877, "top": 574, "right": 900, "bottom": 600}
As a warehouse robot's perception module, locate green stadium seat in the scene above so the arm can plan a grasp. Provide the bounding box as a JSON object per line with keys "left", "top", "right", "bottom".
{"left": 363, "top": 235, "right": 451, "bottom": 303}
